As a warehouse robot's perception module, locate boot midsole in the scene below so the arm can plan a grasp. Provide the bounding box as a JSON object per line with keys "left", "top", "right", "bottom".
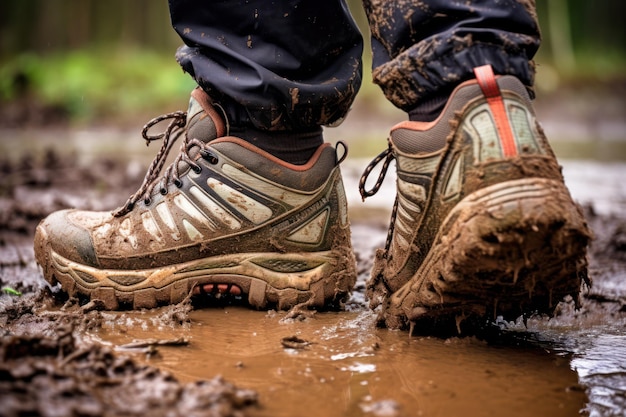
{"left": 49, "top": 249, "right": 345, "bottom": 293}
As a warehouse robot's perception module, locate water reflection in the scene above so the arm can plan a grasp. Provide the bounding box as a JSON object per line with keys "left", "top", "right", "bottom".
{"left": 571, "top": 332, "right": 626, "bottom": 417}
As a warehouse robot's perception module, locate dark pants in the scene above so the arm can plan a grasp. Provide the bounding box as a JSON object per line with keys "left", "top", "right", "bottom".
{"left": 169, "top": 0, "right": 540, "bottom": 131}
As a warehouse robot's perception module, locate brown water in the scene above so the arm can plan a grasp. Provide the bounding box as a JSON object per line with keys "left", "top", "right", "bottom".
{"left": 89, "top": 307, "right": 585, "bottom": 417}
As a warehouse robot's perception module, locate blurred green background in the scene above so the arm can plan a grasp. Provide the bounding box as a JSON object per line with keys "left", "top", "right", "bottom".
{"left": 0, "top": 0, "right": 624, "bottom": 128}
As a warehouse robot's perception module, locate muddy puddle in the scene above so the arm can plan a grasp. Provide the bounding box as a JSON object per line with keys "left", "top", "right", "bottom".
{"left": 1, "top": 130, "right": 626, "bottom": 416}
{"left": 88, "top": 308, "right": 585, "bottom": 417}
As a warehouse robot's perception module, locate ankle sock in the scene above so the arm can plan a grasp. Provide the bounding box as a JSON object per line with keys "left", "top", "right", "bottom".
{"left": 408, "top": 92, "right": 449, "bottom": 122}
{"left": 229, "top": 126, "right": 324, "bottom": 165}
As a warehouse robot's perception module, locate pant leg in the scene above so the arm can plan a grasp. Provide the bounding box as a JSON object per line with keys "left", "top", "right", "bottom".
{"left": 169, "top": 0, "right": 363, "bottom": 131}
{"left": 362, "top": 0, "right": 541, "bottom": 112}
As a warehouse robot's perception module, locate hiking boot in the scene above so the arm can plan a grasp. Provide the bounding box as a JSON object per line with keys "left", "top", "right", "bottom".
{"left": 34, "top": 88, "right": 356, "bottom": 310}
{"left": 360, "top": 65, "right": 591, "bottom": 333}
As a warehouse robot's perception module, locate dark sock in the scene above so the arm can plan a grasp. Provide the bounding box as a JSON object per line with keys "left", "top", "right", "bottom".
{"left": 230, "top": 126, "right": 324, "bottom": 165}
{"left": 408, "top": 92, "right": 449, "bottom": 122}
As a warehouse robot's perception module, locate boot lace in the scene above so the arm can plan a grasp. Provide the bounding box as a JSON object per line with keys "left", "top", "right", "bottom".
{"left": 114, "top": 111, "right": 208, "bottom": 217}
{"left": 359, "top": 143, "right": 397, "bottom": 252}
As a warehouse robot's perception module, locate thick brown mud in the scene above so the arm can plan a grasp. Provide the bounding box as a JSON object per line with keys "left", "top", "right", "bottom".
{"left": 1, "top": 140, "right": 625, "bottom": 416}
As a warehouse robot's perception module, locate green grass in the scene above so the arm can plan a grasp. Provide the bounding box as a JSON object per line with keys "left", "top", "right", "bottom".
{"left": 0, "top": 48, "right": 197, "bottom": 123}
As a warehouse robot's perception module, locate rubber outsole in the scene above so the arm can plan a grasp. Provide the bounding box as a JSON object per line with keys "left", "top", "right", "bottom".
{"left": 381, "top": 178, "right": 591, "bottom": 332}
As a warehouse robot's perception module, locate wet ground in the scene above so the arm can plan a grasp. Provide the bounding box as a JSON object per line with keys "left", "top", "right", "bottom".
{"left": 1, "top": 121, "right": 626, "bottom": 416}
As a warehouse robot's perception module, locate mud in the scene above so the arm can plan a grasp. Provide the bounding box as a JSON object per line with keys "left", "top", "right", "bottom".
{"left": 0, "top": 310, "right": 257, "bottom": 417}
{"left": 1, "top": 143, "right": 625, "bottom": 416}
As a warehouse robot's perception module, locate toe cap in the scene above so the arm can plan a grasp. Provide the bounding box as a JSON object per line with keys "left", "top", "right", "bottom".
{"left": 36, "top": 209, "right": 99, "bottom": 267}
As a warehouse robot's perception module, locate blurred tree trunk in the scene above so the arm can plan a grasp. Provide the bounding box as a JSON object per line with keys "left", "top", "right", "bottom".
{"left": 70, "top": 0, "right": 91, "bottom": 49}
{"left": 0, "top": 0, "right": 180, "bottom": 57}
{"left": 547, "top": 0, "right": 576, "bottom": 72}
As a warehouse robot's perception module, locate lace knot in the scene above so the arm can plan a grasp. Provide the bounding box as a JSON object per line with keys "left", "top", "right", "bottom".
{"left": 114, "top": 111, "right": 188, "bottom": 217}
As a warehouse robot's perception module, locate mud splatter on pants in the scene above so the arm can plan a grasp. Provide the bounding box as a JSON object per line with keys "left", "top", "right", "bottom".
{"left": 169, "top": 0, "right": 540, "bottom": 130}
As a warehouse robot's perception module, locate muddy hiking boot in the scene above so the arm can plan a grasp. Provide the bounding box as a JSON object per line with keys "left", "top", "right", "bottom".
{"left": 361, "top": 65, "right": 591, "bottom": 334}
{"left": 34, "top": 87, "right": 357, "bottom": 310}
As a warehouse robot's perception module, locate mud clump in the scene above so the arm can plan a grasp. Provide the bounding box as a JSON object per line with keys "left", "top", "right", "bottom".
{"left": 0, "top": 275, "right": 257, "bottom": 417}
{"left": 0, "top": 319, "right": 258, "bottom": 417}
{"left": 0, "top": 340, "right": 258, "bottom": 417}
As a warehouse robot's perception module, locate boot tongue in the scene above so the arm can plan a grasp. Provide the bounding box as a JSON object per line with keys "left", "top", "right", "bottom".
{"left": 174, "top": 87, "right": 227, "bottom": 175}
{"left": 186, "top": 87, "right": 226, "bottom": 143}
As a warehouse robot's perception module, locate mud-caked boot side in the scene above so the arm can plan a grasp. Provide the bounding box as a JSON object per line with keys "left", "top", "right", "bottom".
{"left": 362, "top": 64, "right": 591, "bottom": 333}
{"left": 198, "top": 138, "right": 357, "bottom": 310}
{"left": 34, "top": 88, "right": 356, "bottom": 311}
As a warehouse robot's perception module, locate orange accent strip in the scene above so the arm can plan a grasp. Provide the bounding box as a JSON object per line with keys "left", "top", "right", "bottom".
{"left": 473, "top": 65, "right": 518, "bottom": 157}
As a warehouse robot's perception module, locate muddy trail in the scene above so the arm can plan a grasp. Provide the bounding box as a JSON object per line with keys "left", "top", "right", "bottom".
{"left": 1, "top": 144, "right": 625, "bottom": 417}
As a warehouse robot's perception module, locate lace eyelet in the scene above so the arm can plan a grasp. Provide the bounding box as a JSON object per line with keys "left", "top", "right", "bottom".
{"left": 144, "top": 197, "right": 152, "bottom": 206}
{"left": 160, "top": 187, "right": 168, "bottom": 195}
{"left": 174, "top": 179, "right": 183, "bottom": 188}
{"left": 192, "top": 165, "right": 202, "bottom": 174}
{"left": 200, "top": 149, "right": 219, "bottom": 164}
